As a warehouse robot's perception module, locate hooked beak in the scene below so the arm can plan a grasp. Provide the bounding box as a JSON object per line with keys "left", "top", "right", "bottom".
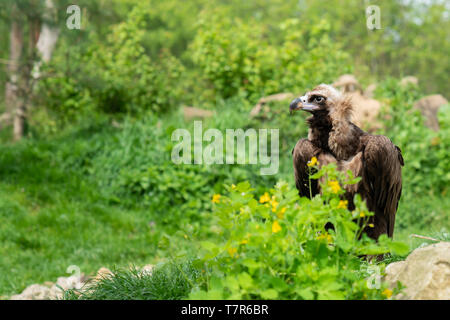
{"left": 289, "top": 97, "right": 319, "bottom": 114}
{"left": 289, "top": 98, "right": 302, "bottom": 115}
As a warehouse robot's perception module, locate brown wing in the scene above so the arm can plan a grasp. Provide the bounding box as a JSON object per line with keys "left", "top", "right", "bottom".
{"left": 292, "top": 139, "right": 320, "bottom": 198}
{"left": 359, "top": 135, "right": 403, "bottom": 239}
{"left": 292, "top": 139, "right": 337, "bottom": 198}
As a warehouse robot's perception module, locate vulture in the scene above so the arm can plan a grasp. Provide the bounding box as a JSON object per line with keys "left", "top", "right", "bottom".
{"left": 290, "top": 84, "right": 403, "bottom": 240}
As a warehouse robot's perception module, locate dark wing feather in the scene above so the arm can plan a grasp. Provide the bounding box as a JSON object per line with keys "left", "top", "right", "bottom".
{"left": 360, "top": 135, "right": 403, "bottom": 239}
{"left": 292, "top": 139, "right": 320, "bottom": 198}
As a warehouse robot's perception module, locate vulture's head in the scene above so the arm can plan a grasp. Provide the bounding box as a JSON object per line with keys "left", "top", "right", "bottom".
{"left": 289, "top": 84, "right": 352, "bottom": 122}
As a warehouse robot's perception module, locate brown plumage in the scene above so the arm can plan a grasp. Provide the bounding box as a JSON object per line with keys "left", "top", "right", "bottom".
{"left": 290, "top": 84, "right": 404, "bottom": 240}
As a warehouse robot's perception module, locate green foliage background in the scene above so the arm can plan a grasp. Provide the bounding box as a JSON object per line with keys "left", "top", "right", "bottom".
{"left": 0, "top": 0, "right": 448, "bottom": 299}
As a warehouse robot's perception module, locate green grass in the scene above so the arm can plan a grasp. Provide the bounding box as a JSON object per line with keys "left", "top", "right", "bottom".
{"left": 0, "top": 121, "right": 163, "bottom": 296}
{"left": 0, "top": 168, "right": 163, "bottom": 296}
{"left": 395, "top": 194, "right": 450, "bottom": 243}
{"left": 64, "top": 261, "right": 204, "bottom": 300}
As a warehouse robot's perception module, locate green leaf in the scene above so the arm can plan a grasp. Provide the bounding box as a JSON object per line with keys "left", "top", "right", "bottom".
{"left": 209, "top": 276, "right": 223, "bottom": 291}
{"left": 242, "top": 259, "right": 263, "bottom": 273}
{"left": 200, "top": 241, "right": 218, "bottom": 252}
{"left": 388, "top": 241, "right": 410, "bottom": 256}
{"left": 260, "top": 289, "right": 278, "bottom": 299}
{"left": 296, "top": 288, "right": 314, "bottom": 300}
{"left": 237, "top": 272, "right": 254, "bottom": 289}
{"left": 188, "top": 289, "right": 209, "bottom": 300}
{"left": 318, "top": 289, "right": 345, "bottom": 300}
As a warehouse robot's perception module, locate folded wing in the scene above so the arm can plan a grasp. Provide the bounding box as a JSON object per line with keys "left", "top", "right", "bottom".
{"left": 359, "top": 135, "right": 403, "bottom": 239}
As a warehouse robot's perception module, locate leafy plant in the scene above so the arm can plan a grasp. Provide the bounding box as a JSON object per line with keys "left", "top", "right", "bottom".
{"left": 188, "top": 164, "right": 408, "bottom": 299}
{"left": 38, "top": 2, "right": 185, "bottom": 122}
{"left": 375, "top": 79, "right": 449, "bottom": 229}
{"left": 191, "top": 14, "right": 351, "bottom": 102}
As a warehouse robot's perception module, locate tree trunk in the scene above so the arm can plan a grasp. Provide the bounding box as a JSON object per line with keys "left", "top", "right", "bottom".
{"left": 5, "top": 5, "right": 24, "bottom": 141}
{"left": 3, "top": 0, "right": 60, "bottom": 141}
{"left": 13, "top": 104, "right": 26, "bottom": 141}
{"left": 33, "top": 0, "right": 59, "bottom": 78}
{"left": 5, "top": 7, "right": 23, "bottom": 114}
{"left": 3, "top": 1, "right": 59, "bottom": 141}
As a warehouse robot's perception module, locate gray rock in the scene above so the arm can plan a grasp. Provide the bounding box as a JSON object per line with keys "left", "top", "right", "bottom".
{"left": 10, "top": 284, "right": 51, "bottom": 300}
{"left": 413, "top": 95, "right": 448, "bottom": 131}
{"left": 333, "top": 74, "right": 362, "bottom": 93}
{"left": 363, "top": 83, "right": 377, "bottom": 99}
{"left": 347, "top": 92, "right": 382, "bottom": 132}
{"left": 384, "top": 242, "right": 450, "bottom": 300}
{"left": 49, "top": 275, "right": 85, "bottom": 299}
{"left": 183, "top": 106, "right": 214, "bottom": 121}
{"left": 400, "top": 76, "right": 419, "bottom": 87}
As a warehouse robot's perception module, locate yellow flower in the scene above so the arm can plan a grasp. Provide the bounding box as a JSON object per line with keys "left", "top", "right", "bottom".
{"left": 277, "top": 207, "right": 287, "bottom": 219}
{"left": 316, "top": 234, "right": 326, "bottom": 240}
{"left": 360, "top": 211, "right": 366, "bottom": 218}
{"left": 430, "top": 137, "right": 440, "bottom": 146}
{"left": 368, "top": 223, "right": 374, "bottom": 228}
{"left": 316, "top": 232, "right": 333, "bottom": 243}
{"left": 382, "top": 288, "right": 393, "bottom": 299}
{"left": 259, "top": 192, "right": 270, "bottom": 204}
{"left": 269, "top": 196, "right": 279, "bottom": 212}
{"left": 212, "top": 194, "right": 221, "bottom": 203}
{"left": 231, "top": 184, "right": 236, "bottom": 190}
{"left": 307, "top": 156, "right": 318, "bottom": 167}
{"left": 228, "top": 247, "right": 237, "bottom": 258}
{"left": 328, "top": 180, "right": 341, "bottom": 193}
{"left": 337, "top": 200, "right": 348, "bottom": 209}
{"left": 271, "top": 201, "right": 279, "bottom": 212}
{"left": 240, "top": 239, "right": 248, "bottom": 245}
{"left": 272, "top": 221, "right": 282, "bottom": 233}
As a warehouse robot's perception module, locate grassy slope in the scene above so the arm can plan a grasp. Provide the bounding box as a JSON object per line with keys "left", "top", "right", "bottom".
{"left": 0, "top": 104, "right": 448, "bottom": 298}
{"left": 0, "top": 124, "right": 163, "bottom": 296}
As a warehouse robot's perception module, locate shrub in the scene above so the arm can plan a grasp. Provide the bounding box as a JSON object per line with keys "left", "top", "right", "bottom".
{"left": 82, "top": 113, "right": 282, "bottom": 229}
{"left": 374, "top": 79, "right": 449, "bottom": 230}
{"left": 273, "top": 19, "right": 352, "bottom": 95}
{"left": 86, "top": 4, "right": 185, "bottom": 114}
{"left": 191, "top": 15, "right": 352, "bottom": 102}
{"left": 376, "top": 80, "right": 449, "bottom": 195}
{"left": 38, "top": 2, "right": 185, "bottom": 121}
{"left": 188, "top": 164, "right": 408, "bottom": 299}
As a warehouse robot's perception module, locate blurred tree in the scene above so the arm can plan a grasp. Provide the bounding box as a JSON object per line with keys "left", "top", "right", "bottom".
{"left": 1, "top": 0, "right": 59, "bottom": 140}
{"left": 301, "top": 0, "right": 449, "bottom": 95}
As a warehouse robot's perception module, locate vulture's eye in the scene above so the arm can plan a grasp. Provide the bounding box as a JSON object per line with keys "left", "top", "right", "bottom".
{"left": 314, "top": 96, "right": 324, "bottom": 103}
